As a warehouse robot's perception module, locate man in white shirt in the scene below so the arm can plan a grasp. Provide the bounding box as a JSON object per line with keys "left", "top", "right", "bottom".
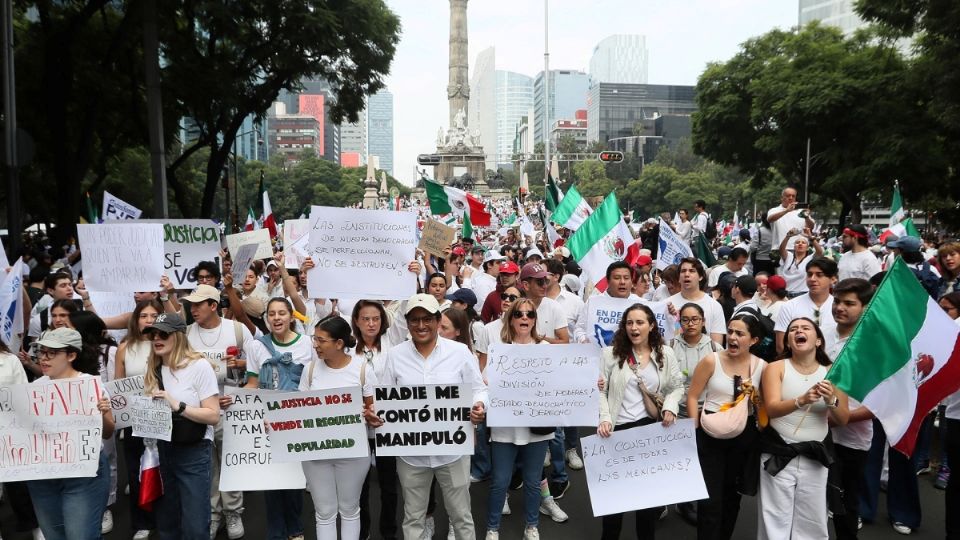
{"left": 543, "top": 259, "right": 583, "bottom": 339}
{"left": 675, "top": 208, "right": 694, "bottom": 246}
{"left": 466, "top": 250, "right": 504, "bottom": 308}
{"left": 28, "top": 271, "right": 79, "bottom": 339}
{"left": 707, "top": 247, "right": 749, "bottom": 289}
{"left": 692, "top": 200, "right": 709, "bottom": 237}
{"left": 381, "top": 294, "right": 487, "bottom": 540}
{"left": 573, "top": 261, "right": 643, "bottom": 344}
{"left": 837, "top": 224, "right": 882, "bottom": 282}
{"left": 518, "top": 263, "right": 570, "bottom": 344}
{"left": 667, "top": 258, "right": 727, "bottom": 343}
{"left": 767, "top": 187, "right": 815, "bottom": 249}
{"left": 774, "top": 257, "right": 838, "bottom": 354}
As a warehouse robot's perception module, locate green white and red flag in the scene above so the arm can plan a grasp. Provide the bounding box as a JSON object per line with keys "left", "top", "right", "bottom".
{"left": 567, "top": 192, "right": 634, "bottom": 293}
{"left": 424, "top": 179, "right": 491, "bottom": 226}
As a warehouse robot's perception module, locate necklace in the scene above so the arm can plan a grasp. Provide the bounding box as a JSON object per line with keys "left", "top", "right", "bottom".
{"left": 790, "top": 357, "right": 820, "bottom": 381}
{"left": 195, "top": 321, "right": 224, "bottom": 348}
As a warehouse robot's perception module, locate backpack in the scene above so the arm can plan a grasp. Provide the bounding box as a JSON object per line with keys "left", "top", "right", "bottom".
{"left": 704, "top": 213, "right": 717, "bottom": 240}
{"left": 737, "top": 306, "right": 776, "bottom": 362}
{"left": 256, "top": 335, "right": 305, "bottom": 391}
{"left": 911, "top": 261, "right": 940, "bottom": 299}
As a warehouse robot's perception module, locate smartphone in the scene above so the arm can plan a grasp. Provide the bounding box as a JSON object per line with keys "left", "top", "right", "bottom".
{"left": 795, "top": 202, "right": 810, "bottom": 209}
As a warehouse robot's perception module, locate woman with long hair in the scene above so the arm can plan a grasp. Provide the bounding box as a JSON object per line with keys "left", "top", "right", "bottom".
{"left": 759, "top": 317, "right": 849, "bottom": 539}
{"left": 778, "top": 230, "right": 823, "bottom": 297}
{"left": 440, "top": 307, "right": 474, "bottom": 351}
{"left": 939, "top": 242, "right": 960, "bottom": 298}
{"left": 143, "top": 313, "right": 221, "bottom": 540}
{"left": 26, "top": 328, "right": 115, "bottom": 539}
{"left": 485, "top": 298, "right": 553, "bottom": 540}
{"left": 686, "top": 313, "right": 768, "bottom": 540}
{"left": 301, "top": 316, "right": 382, "bottom": 540}
{"left": 48, "top": 298, "right": 78, "bottom": 329}
{"left": 425, "top": 272, "right": 452, "bottom": 311}
{"left": 113, "top": 299, "right": 163, "bottom": 539}
{"left": 598, "top": 303, "right": 683, "bottom": 539}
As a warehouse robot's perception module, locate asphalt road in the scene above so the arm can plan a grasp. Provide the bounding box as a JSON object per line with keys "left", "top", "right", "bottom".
{"left": 0, "top": 438, "right": 949, "bottom": 540}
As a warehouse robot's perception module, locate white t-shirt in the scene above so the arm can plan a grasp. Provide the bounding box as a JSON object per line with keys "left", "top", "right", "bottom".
{"left": 551, "top": 290, "right": 584, "bottom": 339}
{"left": 186, "top": 319, "right": 255, "bottom": 388}
{"left": 468, "top": 272, "right": 498, "bottom": 310}
{"left": 779, "top": 251, "right": 813, "bottom": 294}
{"left": 534, "top": 297, "right": 568, "bottom": 341}
{"left": 298, "top": 353, "right": 376, "bottom": 398}
{"left": 676, "top": 221, "right": 693, "bottom": 245}
{"left": 246, "top": 333, "right": 316, "bottom": 381}
{"left": 617, "top": 360, "right": 659, "bottom": 424}
{"left": 160, "top": 359, "right": 220, "bottom": 441}
{"left": 774, "top": 294, "right": 835, "bottom": 333}
{"left": 667, "top": 291, "right": 726, "bottom": 337}
{"left": 824, "top": 326, "right": 872, "bottom": 450}
{"left": 767, "top": 205, "right": 808, "bottom": 249}
{"left": 837, "top": 249, "right": 882, "bottom": 282}
{"left": 0, "top": 351, "right": 28, "bottom": 385}
{"left": 477, "top": 318, "right": 504, "bottom": 352}
{"left": 707, "top": 264, "right": 747, "bottom": 288}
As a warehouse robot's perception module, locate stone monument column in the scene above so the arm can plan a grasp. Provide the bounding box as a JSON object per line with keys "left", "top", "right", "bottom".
{"left": 447, "top": 0, "right": 470, "bottom": 128}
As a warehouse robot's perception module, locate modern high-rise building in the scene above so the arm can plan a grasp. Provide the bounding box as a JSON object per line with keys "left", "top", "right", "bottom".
{"left": 798, "top": 0, "right": 865, "bottom": 34}
{"left": 265, "top": 101, "right": 321, "bottom": 165}
{"left": 589, "top": 35, "right": 649, "bottom": 85}
{"left": 469, "top": 47, "right": 497, "bottom": 165}
{"left": 277, "top": 80, "right": 340, "bottom": 163}
{"left": 339, "top": 109, "right": 367, "bottom": 167}
{"left": 533, "top": 70, "right": 590, "bottom": 148}
{"left": 495, "top": 70, "right": 534, "bottom": 168}
{"left": 367, "top": 90, "right": 394, "bottom": 176}
{"left": 586, "top": 83, "right": 696, "bottom": 144}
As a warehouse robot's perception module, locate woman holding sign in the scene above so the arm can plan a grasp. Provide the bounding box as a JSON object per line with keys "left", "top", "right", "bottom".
{"left": 26, "top": 327, "right": 115, "bottom": 540}
{"left": 597, "top": 303, "right": 684, "bottom": 540}
{"left": 302, "top": 315, "right": 382, "bottom": 540}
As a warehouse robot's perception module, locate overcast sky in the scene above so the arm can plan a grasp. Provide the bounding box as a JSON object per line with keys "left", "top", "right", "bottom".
{"left": 382, "top": 0, "right": 799, "bottom": 187}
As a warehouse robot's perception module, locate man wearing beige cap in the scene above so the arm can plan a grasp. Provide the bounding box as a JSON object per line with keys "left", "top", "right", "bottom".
{"left": 181, "top": 283, "right": 255, "bottom": 540}
{"left": 381, "top": 293, "right": 488, "bottom": 540}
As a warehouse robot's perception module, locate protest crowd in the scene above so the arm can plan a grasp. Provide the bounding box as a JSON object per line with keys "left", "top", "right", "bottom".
{"left": 2, "top": 179, "right": 960, "bottom": 540}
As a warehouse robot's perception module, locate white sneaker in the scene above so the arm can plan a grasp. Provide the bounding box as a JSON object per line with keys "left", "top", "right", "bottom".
{"left": 502, "top": 497, "right": 511, "bottom": 515}
{"left": 421, "top": 515, "right": 435, "bottom": 540}
{"left": 134, "top": 530, "right": 151, "bottom": 540}
{"left": 544, "top": 450, "right": 551, "bottom": 467}
{"left": 565, "top": 448, "right": 584, "bottom": 470}
{"left": 485, "top": 531, "right": 499, "bottom": 540}
{"left": 101, "top": 509, "right": 114, "bottom": 534}
{"left": 539, "top": 496, "right": 569, "bottom": 523}
{"left": 125, "top": 484, "right": 130, "bottom": 495}
{"left": 32, "top": 529, "right": 45, "bottom": 540}
{"left": 225, "top": 513, "right": 244, "bottom": 539}
{"left": 893, "top": 522, "right": 912, "bottom": 535}
{"left": 447, "top": 524, "right": 455, "bottom": 540}
{"left": 523, "top": 526, "right": 540, "bottom": 540}
{"left": 210, "top": 516, "right": 223, "bottom": 540}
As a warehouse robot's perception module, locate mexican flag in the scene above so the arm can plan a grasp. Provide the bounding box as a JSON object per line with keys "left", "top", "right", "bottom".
{"left": 827, "top": 258, "right": 960, "bottom": 456}
{"left": 694, "top": 233, "right": 717, "bottom": 268}
{"left": 424, "top": 179, "right": 491, "bottom": 226}
{"left": 462, "top": 213, "right": 473, "bottom": 240}
{"left": 879, "top": 218, "right": 920, "bottom": 245}
{"left": 138, "top": 440, "right": 163, "bottom": 510}
{"left": 545, "top": 173, "right": 562, "bottom": 212}
{"left": 259, "top": 172, "right": 277, "bottom": 238}
{"left": 244, "top": 208, "right": 257, "bottom": 231}
{"left": 550, "top": 184, "right": 593, "bottom": 232}
{"left": 567, "top": 192, "right": 634, "bottom": 293}
{"left": 889, "top": 185, "right": 905, "bottom": 227}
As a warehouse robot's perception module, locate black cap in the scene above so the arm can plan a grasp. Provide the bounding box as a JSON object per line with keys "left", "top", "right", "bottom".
{"left": 147, "top": 312, "right": 187, "bottom": 334}
{"left": 735, "top": 275, "right": 758, "bottom": 297}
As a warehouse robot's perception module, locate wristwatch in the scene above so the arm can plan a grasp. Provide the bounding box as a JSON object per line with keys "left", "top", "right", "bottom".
{"left": 175, "top": 402, "right": 186, "bottom": 416}
{"left": 827, "top": 396, "right": 839, "bottom": 409}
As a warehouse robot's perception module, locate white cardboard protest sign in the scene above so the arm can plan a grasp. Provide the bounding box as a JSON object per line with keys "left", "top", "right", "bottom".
{"left": 137, "top": 219, "right": 222, "bottom": 289}
{"left": 581, "top": 419, "right": 707, "bottom": 516}
{"left": 657, "top": 218, "right": 694, "bottom": 271}
{"left": 226, "top": 229, "right": 272, "bottom": 261}
{"left": 584, "top": 296, "right": 675, "bottom": 347}
{"left": 282, "top": 219, "right": 311, "bottom": 269}
{"left": 77, "top": 223, "right": 165, "bottom": 293}
{"left": 231, "top": 243, "right": 259, "bottom": 285}
{"left": 0, "top": 377, "right": 106, "bottom": 481}
{"left": 105, "top": 375, "right": 145, "bottom": 430}
{"left": 263, "top": 387, "right": 368, "bottom": 462}
{"left": 220, "top": 387, "right": 306, "bottom": 491}
{"left": 306, "top": 206, "right": 417, "bottom": 300}
{"left": 373, "top": 384, "right": 474, "bottom": 457}
{"left": 102, "top": 191, "right": 143, "bottom": 221}
{"left": 88, "top": 290, "right": 135, "bottom": 343}
{"left": 486, "top": 343, "right": 601, "bottom": 428}
{"left": 130, "top": 395, "right": 172, "bottom": 441}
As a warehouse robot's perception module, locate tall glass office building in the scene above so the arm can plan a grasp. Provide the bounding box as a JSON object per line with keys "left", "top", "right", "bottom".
{"left": 533, "top": 70, "right": 589, "bottom": 147}
{"left": 798, "top": 0, "right": 864, "bottom": 34}
{"left": 367, "top": 90, "right": 394, "bottom": 176}
{"left": 589, "top": 35, "right": 649, "bottom": 85}
{"left": 495, "top": 71, "right": 533, "bottom": 167}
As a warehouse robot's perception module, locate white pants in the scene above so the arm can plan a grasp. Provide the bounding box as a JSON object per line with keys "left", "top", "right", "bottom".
{"left": 758, "top": 453, "right": 829, "bottom": 540}
{"left": 303, "top": 457, "right": 370, "bottom": 540}
{"left": 396, "top": 456, "right": 475, "bottom": 540}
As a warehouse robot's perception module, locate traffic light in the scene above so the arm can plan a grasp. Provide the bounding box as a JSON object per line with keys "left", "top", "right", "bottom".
{"left": 417, "top": 154, "right": 442, "bottom": 166}
{"left": 598, "top": 151, "right": 624, "bottom": 163}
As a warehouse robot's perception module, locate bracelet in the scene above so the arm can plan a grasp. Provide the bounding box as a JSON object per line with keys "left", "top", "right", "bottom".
{"left": 794, "top": 397, "right": 802, "bottom": 409}
{"left": 160, "top": 295, "right": 169, "bottom": 302}
{"left": 827, "top": 397, "right": 839, "bottom": 409}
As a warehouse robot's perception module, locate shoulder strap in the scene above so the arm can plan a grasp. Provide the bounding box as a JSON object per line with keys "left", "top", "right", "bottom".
{"left": 360, "top": 358, "right": 367, "bottom": 387}
{"left": 233, "top": 320, "right": 244, "bottom": 351}
{"left": 306, "top": 357, "right": 318, "bottom": 387}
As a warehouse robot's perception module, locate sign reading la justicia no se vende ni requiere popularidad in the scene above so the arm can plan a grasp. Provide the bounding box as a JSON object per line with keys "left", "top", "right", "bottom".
{"left": 307, "top": 205, "right": 417, "bottom": 301}
{"left": 374, "top": 384, "right": 474, "bottom": 457}
{"left": 486, "top": 344, "right": 601, "bottom": 427}
{"left": 262, "top": 386, "right": 368, "bottom": 463}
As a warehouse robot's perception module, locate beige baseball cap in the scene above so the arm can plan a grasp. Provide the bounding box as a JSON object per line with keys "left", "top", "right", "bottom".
{"left": 181, "top": 284, "right": 221, "bottom": 303}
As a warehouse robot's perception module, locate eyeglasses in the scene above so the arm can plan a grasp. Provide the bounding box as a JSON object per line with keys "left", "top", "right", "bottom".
{"left": 312, "top": 336, "right": 337, "bottom": 344}
{"left": 512, "top": 310, "right": 537, "bottom": 319}
{"left": 680, "top": 317, "right": 703, "bottom": 326}
{"left": 406, "top": 315, "right": 437, "bottom": 326}
{"left": 196, "top": 273, "right": 216, "bottom": 283}
{"left": 145, "top": 329, "right": 171, "bottom": 340}
{"left": 501, "top": 293, "right": 519, "bottom": 301}
{"left": 36, "top": 348, "right": 66, "bottom": 359}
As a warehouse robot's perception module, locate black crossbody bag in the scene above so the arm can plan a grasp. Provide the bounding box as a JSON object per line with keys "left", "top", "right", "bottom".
{"left": 156, "top": 366, "right": 208, "bottom": 444}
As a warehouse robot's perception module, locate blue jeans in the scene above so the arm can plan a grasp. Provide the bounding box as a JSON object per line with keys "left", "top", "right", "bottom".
{"left": 487, "top": 439, "right": 549, "bottom": 531}
{"left": 156, "top": 440, "right": 213, "bottom": 540}
{"left": 471, "top": 420, "right": 491, "bottom": 480}
{"left": 265, "top": 489, "right": 305, "bottom": 539}
{"left": 860, "top": 418, "right": 921, "bottom": 528}
{"left": 27, "top": 451, "right": 110, "bottom": 540}
{"left": 548, "top": 427, "right": 568, "bottom": 483}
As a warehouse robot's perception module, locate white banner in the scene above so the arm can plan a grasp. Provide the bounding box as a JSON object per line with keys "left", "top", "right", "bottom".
{"left": 282, "top": 219, "right": 311, "bottom": 269}
{"left": 77, "top": 223, "right": 165, "bottom": 293}
{"left": 657, "top": 218, "right": 693, "bottom": 270}
{"left": 307, "top": 206, "right": 417, "bottom": 300}
{"left": 88, "top": 290, "right": 135, "bottom": 343}
{"left": 581, "top": 419, "right": 707, "bottom": 516}
{"left": 130, "top": 395, "right": 172, "bottom": 441}
{"left": 373, "top": 384, "right": 474, "bottom": 457}
{"left": 105, "top": 375, "right": 145, "bottom": 430}
{"left": 263, "top": 387, "right": 368, "bottom": 462}
{"left": 102, "top": 191, "right": 143, "bottom": 221}
{"left": 584, "top": 296, "right": 675, "bottom": 347}
{"left": 486, "top": 344, "right": 601, "bottom": 428}
{"left": 220, "top": 388, "right": 306, "bottom": 491}
{"left": 226, "top": 229, "right": 272, "bottom": 261}
{"left": 0, "top": 377, "right": 106, "bottom": 481}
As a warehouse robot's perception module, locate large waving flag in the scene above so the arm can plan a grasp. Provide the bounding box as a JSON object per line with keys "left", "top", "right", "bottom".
{"left": 545, "top": 174, "right": 562, "bottom": 212}
{"left": 889, "top": 185, "right": 905, "bottom": 227}
{"left": 0, "top": 258, "right": 25, "bottom": 347}
{"left": 827, "top": 258, "right": 960, "bottom": 456}
{"left": 259, "top": 173, "right": 277, "bottom": 239}
{"left": 567, "top": 192, "right": 634, "bottom": 293}
{"left": 550, "top": 184, "right": 593, "bottom": 232}
{"left": 424, "top": 179, "right": 491, "bottom": 226}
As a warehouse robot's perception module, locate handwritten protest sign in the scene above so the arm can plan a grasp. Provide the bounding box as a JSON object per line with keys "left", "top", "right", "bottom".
{"left": 0, "top": 377, "right": 106, "bottom": 481}
{"left": 374, "top": 384, "right": 474, "bottom": 457}
{"left": 417, "top": 219, "right": 456, "bottom": 258}
{"left": 226, "top": 229, "right": 272, "bottom": 261}
{"left": 282, "top": 219, "right": 311, "bottom": 269}
{"left": 581, "top": 419, "right": 707, "bottom": 516}
{"left": 656, "top": 218, "right": 693, "bottom": 271}
{"left": 137, "top": 219, "right": 222, "bottom": 288}
{"left": 262, "top": 386, "right": 368, "bottom": 462}
{"left": 131, "top": 395, "right": 172, "bottom": 441}
{"left": 88, "top": 290, "right": 135, "bottom": 343}
{"left": 307, "top": 206, "right": 417, "bottom": 300}
{"left": 231, "top": 243, "right": 259, "bottom": 285}
{"left": 584, "top": 296, "right": 674, "bottom": 347}
{"left": 487, "top": 343, "right": 600, "bottom": 427}
{"left": 102, "top": 191, "right": 143, "bottom": 221}
{"left": 77, "top": 223, "right": 165, "bottom": 292}
{"left": 220, "top": 388, "right": 306, "bottom": 491}
{"left": 105, "top": 375, "right": 145, "bottom": 430}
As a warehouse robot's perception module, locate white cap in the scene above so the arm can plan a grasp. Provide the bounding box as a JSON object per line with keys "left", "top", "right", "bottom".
{"left": 404, "top": 293, "right": 442, "bottom": 316}
{"left": 482, "top": 250, "right": 506, "bottom": 265}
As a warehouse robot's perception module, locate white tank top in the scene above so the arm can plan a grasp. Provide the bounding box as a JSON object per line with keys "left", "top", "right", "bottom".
{"left": 771, "top": 360, "right": 829, "bottom": 443}
{"left": 703, "top": 354, "right": 764, "bottom": 413}
{"left": 123, "top": 340, "right": 152, "bottom": 378}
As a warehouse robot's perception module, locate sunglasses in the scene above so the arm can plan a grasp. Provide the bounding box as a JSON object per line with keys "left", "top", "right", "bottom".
{"left": 145, "top": 329, "right": 171, "bottom": 340}
{"left": 501, "top": 293, "right": 519, "bottom": 301}
{"left": 512, "top": 310, "right": 537, "bottom": 319}
{"left": 524, "top": 278, "right": 547, "bottom": 287}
